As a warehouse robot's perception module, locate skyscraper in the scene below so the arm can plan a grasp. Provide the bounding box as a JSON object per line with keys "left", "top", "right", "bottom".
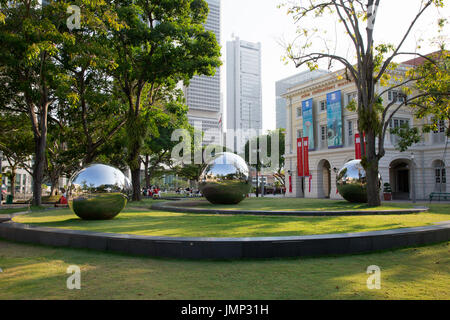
{"left": 226, "top": 37, "right": 262, "bottom": 153}
{"left": 185, "top": 0, "right": 222, "bottom": 146}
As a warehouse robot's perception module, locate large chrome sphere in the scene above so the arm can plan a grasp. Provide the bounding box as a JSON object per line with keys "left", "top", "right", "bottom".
{"left": 336, "top": 160, "right": 381, "bottom": 203}
{"left": 199, "top": 152, "right": 251, "bottom": 205}
{"left": 68, "top": 164, "right": 132, "bottom": 220}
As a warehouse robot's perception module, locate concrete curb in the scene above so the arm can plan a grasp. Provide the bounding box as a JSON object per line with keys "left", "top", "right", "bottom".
{"left": 0, "top": 218, "right": 448, "bottom": 260}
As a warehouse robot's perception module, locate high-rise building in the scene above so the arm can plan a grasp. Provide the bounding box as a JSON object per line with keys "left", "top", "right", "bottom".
{"left": 226, "top": 37, "right": 262, "bottom": 153}
{"left": 185, "top": 0, "right": 222, "bottom": 146}
{"left": 275, "top": 70, "right": 329, "bottom": 130}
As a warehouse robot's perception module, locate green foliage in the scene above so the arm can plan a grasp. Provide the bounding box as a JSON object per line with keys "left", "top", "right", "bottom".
{"left": 390, "top": 125, "right": 422, "bottom": 152}
{"left": 105, "top": 0, "right": 222, "bottom": 199}
{"left": 409, "top": 51, "right": 450, "bottom": 137}
{"left": 392, "top": 51, "right": 449, "bottom": 153}
{"left": 244, "top": 129, "right": 286, "bottom": 173}
{"left": 141, "top": 92, "right": 190, "bottom": 185}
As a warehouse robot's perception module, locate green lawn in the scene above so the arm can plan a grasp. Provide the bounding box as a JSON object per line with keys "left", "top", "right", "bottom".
{"left": 190, "top": 198, "right": 418, "bottom": 211}
{"left": 0, "top": 206, "right": 45, "bottom": 215}
{"left": 11, "top": 199, "right": 450, "bottom": 238}
{"left": 0, "top": 239, "right": 448, "bottom": 299}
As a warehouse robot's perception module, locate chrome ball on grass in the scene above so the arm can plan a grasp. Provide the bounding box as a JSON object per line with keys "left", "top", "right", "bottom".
{"left": 199, "top": 152, "right": 251, "bottom": 205}
{"left": 336, "top": 160, "right": 381, "bottom": 203}
{"left": 68, "top": 163, "right": 132, "bottom": 220}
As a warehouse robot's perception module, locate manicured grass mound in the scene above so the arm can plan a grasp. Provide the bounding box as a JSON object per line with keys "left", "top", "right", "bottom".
{"left": 0, "top": 239, "right": 448, "bottom": 299}
{"left": 11, "top": 199, "right": 450, "bottom": 238}
{"left": 190, "top": 198, "right": 418, "bottom": 211}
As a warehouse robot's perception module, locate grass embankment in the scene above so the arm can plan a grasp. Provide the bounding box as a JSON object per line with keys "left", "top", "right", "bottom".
{"left": 11, "top": 199, "right": 450, "bottom": 238}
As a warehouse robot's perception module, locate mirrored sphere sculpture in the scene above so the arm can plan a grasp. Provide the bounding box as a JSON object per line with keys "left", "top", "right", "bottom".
{"left": 68, "top": 164, "right": 132, "bottom": 220}
{"left": 199, "top": 152, "right": 251, "bottom": 205}
{"left": 336, "top": 160, "right": 381, "bottom": 203}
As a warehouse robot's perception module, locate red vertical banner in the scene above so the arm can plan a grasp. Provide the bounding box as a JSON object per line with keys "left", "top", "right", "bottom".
{"left": 303, "top": 137, "right": 310, "bottom": 177}
{"left": 297, "top": 138, "right": 303, "bottom": 177}
{"left": 289, "top": 176, "right": 293, "bottom": 193}
{"left": 355, "top": 133, "right": 361, "bottom": 160}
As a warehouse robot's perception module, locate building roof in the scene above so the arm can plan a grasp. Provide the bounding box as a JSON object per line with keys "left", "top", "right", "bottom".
{"left": 400, "top": 50, "right": 445, "bottom": 66}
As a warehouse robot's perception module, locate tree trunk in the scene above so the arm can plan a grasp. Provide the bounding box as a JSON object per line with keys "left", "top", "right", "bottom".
{"left": 83, "top": 150, "right": 96, "bottom": 166}
{"left": 127, "top": 127, "right": 142, "bottom": 202}
{"left": 32, "top": 134, "right": 46, "bottom": 206}
{"left": 131, "top": 168, "right": 141, "bottom": 202}
{"left": 50, "top": 176, "right": 59, "bottom": 196}
{"left": 365, "top": 130, "right": 381, "bottom": 206}
{"left": 10, "top": 170, "right": 16, "bottom": 200}
{"left": 125, "top": 87, "right": 145, "bottom": 202}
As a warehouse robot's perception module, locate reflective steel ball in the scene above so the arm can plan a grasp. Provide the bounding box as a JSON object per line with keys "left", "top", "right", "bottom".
{"left": 68, "top": 164, "right": 132, "bottom": 220}
{"left": 336, "top": 160, "right": 381, "bottom": 203}
{"left": 199, "top": 152, "right": 251, "bottom": 205}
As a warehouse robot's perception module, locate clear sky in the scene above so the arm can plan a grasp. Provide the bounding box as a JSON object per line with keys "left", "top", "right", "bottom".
{"left": 219, "top": 0, "right": 449, "bottom": 131}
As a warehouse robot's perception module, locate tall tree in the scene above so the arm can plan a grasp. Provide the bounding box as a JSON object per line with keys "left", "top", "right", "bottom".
{"left": 107, "top": 0, "right": 221, "bottom": 201}
{"left": 0, "top": 1, "right": 124, "bottom": 204}
{"left": 56, "top": 2, "right": 126, "bottom": 165}
{"left": 0, "top": 1, "right": 73, "bottom": 205}
{"left": 284, "top": 0, "right": 445, "bottom": 206}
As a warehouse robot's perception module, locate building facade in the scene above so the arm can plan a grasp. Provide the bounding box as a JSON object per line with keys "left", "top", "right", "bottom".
{"left": 185, "top": 0, "right": 222, "bottom": 146}
{"left": 275, "top": 70, "right": 329, "bottom": 130}
{"left": 0, "top": 159, "right": 69, "bottom": 200}
{"left": 226, "top": 37, "right": 262, "bottom": 153}
{"left": 283, "top": 65, "right": 449, "bottom": 201}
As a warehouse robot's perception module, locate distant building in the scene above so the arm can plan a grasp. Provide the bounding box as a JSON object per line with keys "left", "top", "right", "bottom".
{"left": 185, "top": 0, "right": 222, "bottom": 146}
{"left": 275, "top": 70, "right": 329, "bottom": 130}
{"left": 283, "top": 55, "right": 449, "bottom": 200}
{"left": 226, "top": 36, "right": 262, "bottom": 152}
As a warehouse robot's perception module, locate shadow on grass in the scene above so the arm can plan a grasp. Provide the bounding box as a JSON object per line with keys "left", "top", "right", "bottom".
{"left": 0, "top": 238, "right": 448, "bottom": 299}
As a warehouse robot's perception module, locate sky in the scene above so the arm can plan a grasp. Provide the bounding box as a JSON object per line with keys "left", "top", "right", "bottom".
{"left": 219, "top": 0, "right": 449, "bottom": 131}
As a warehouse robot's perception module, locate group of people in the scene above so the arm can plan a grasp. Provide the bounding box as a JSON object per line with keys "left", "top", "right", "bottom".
{"left": 143, "top": 186, "right": 162, "bottom": 198}
{"left": 175, "top": 187, "right": 201, "bottom": 197}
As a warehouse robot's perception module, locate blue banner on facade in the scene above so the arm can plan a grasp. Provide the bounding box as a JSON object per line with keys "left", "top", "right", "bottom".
{"left": 326, "top": 90, "right": 343, "bottom": 148}
{"left": 302, "top": 98, "right": 315, "bottom": 150}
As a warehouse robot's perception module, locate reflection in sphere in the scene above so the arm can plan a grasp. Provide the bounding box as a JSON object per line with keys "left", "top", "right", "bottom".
{"left": 336, "top": 160, "right": 381, "bottom": 203}
{"left": 68, "top": 164, "right": 132, "bottom": 220}
{"left": 199, "top": 152, "right": 251, "bottom": 205}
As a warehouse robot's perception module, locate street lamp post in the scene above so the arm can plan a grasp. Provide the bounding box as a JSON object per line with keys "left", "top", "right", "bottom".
{"left": 411, "top": 152, "right": 416, "bottom": 203}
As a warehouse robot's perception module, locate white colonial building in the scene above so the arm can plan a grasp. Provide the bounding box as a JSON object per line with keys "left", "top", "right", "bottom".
{"left": 283, "top": 62, "right": 448, "bottom": 201}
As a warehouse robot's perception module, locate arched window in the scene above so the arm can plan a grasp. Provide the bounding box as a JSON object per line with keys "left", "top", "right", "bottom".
{"left": 433, "top": 160, "right": 446, "bottom": 192}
